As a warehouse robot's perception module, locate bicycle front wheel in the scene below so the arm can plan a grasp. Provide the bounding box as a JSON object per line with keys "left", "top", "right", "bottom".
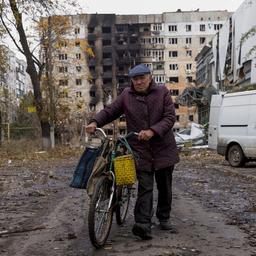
{"left": 88, "top": 175, "right": 114, "bottom": 248}
{"left": 115, "top": 185, "right": 131, "bottom": 225}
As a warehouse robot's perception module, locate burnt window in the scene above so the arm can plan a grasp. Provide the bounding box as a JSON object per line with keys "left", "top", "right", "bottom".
{"left": 186, "top": 24, "right": 192, "bottom": 32}
{"left": 76, "top": 79, "right": 82, "bottom": 85}
{"left": 88, "top": 40, "right": 95, "bottom": 46}
{"left": 89, "top": 103, "right": 96, "bottom": 111}
{"left": 170, "top": 89, "right": 179, "bottom": 96}
{"left": 103, "top": 65, "right": 112, "bottom": 72}
{"left": 200, "top": 24, "right": 206, "bottom": 31}
{"left": 118, "top": 78, "right": 125, "bottom": 84}
{"left": 189, "top": 115, "right": 194, "bottom": 121}
{"left": 103, "top": 78, "right": 112, "bottom": 84}
{"left": 89, "top": 91, "right": 96, "bottom": 97}
{"left": 200, "top": 37, "right": 206, "bottom": 44}
{"left": 130, "top": 37, "right": 137, "bottom": 44}
{"left": 102, "top": 27, "right": 111, "bottom": 33}
{"left": 169, "top": 51, "right": 178, "bottom": 58}
{"left": 174, "top": 103, "right": 179, "bottom": 109}
{"left": 74, "top": 27, "right": 80, "bottom": 34}
{"left": 59, "top": 54, "right": 67, "bottom": 60}
{"left": 103, "top": 52, "right": 112, "bottom": 58}
{"left": 186, "top": 76, "right": 193, "bottom": 82}
{"left": 89, "top": 66, "right": 95, "bottom": 72}
{"left": 88, "top": 27, "right": 94, "bottom": 33}
{"left": 76, "top": 66, "right": 82, "bottom": 72}
{"left": 103, "top": 40, "right": 111, "bottom": 46}
{"left": 169, "top": 25, "right": 177, "bottom": 32}
{"left": 169, "top": 77, "right": 179, "bottom": 83}
{"left": 116, "top": 25, "right": 126, "bottom": 32}
{"left": 59, "top": 79, "right": 68, "bottom": 86}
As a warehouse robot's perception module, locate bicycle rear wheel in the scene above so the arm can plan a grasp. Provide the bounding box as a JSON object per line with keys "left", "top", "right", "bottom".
{"left": 115, "top": 185, "right": 131, "bottom": 225}
{"left": 88, "top": 175, "right": 114, "bottom": 248}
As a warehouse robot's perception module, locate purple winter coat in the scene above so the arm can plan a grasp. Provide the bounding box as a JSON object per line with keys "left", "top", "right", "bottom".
{"left": 92, "top": 80, "right": 179, "bottom": 171}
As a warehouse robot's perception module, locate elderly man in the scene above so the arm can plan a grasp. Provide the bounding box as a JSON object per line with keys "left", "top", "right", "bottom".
{"left": 86, "top": 64, "right": 179, "bottom": 239}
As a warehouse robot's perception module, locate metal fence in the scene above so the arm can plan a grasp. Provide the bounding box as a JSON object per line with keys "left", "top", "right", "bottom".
{"left": 0, "top": 123, "right": 40, "bottom": 141}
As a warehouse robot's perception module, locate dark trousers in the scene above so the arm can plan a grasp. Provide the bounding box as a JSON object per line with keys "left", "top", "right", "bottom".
{"left": 134, "top": 166, "right": 174, "bottom": 224}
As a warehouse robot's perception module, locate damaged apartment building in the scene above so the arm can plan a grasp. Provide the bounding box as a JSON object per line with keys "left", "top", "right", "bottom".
{"left": 53, "top": 10, "right": 230, "bottom": 135}
{"left": 185, "top": 0, "right": 256, "bottom": 125}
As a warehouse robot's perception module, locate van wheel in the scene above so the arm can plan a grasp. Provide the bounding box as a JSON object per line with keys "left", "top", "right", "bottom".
{"left": 227, "top": 145, "right": 245, "bottom": 167}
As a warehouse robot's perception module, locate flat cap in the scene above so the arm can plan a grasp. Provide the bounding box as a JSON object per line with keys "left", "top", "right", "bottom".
{"left": 128, "top": 64, "right": 151, "bottom": 78}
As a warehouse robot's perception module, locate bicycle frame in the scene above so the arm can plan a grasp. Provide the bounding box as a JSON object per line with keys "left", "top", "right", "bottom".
{"left": 88, "top": 128, "right": 138, "bottom": 248}
{"left": 92, "top": 128, "right": 137, "bottom": 210}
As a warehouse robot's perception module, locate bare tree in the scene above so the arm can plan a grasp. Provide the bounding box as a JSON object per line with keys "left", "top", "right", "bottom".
{"left": 0, "top": 0, "right": 79, "bottom": 149}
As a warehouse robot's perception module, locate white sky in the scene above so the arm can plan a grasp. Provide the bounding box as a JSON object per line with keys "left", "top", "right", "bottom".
{"left": 5, "top": 0, "right": 245, "bottom": 59}
{"left": 79, "top": 0, "right": 245, "bottom": 14}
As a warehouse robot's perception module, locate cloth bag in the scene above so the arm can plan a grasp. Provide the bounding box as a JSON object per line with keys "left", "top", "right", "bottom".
{"left": 70, "top": 147, "right": 102, "bottom": 189}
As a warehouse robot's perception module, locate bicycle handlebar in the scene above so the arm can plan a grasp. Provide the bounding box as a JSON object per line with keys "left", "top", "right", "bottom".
{"left": 125, "top": 131, "right": 139, "bottom": 140}
{"left": 95, "top": 128, "right": 107, "bottom": 138}
{"left": 94, "top": 128, "right": 138, "bottom": 141}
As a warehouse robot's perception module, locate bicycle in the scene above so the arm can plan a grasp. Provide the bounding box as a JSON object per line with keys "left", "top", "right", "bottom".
{"left": 86, "top": 128, "right": 137, "bottom": 248}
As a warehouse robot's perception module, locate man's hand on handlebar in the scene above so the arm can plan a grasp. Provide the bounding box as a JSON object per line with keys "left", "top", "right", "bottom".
{"left": 85, "top": 122, "right": 97, "bottom": 134}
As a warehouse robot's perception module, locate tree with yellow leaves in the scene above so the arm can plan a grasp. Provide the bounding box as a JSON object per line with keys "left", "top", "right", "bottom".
{"left": 0, "top": 0, "right": 81, "bottom": 149}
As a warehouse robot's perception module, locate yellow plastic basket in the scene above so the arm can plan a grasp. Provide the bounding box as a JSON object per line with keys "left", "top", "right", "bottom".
{"left": 113, "top": 154, "right": 136, "bottom": 186}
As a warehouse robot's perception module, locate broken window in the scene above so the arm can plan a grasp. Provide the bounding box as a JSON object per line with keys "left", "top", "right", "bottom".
{"left": 169, "top": 25, "right": 177, "bottom": 32}
{"left": 170, "top": 89, "right": 179, "bottom": 96}
{"left": 74, "top": 27, "right": 80, "bottom": 34}
{"left": 102, "top": 27, "right": 111, "bottom": 33}
{"left": 88, "top": 27, "right": 94, "bottom": 33}
{"left": 76, "top": 91, "right": 82, "bottom": 97}
{"left": 186, "top": 50, "right": 192, "bottom": 57}
{"left": 214, "top": 24, "right": 222, "bottom": 30}
{"left": 186, "top": 37, "right": 192, "bottom": 44}
{"left": 59, "top": 79, "right": 68, "bottom": 86}
{"left": 76, "top": 79, "right": 82, "bottom": 85}
{"left": 186, "top": 24, "right": 192, "bottom": 32}
{"left": 103, "top": 52, "right": 112, "bottom": 58}
{"left": 58, "top": 66, "right": 68, "bottom": 73}
{"left": 58, "top": 54, "right": 67, "bottom": 60}
{"left": 89, "top": 103, "right": 96, "bottom": 111}
{"left": 169, "top": 38, "right": 178, "bottom": 44}
{"left": 169, "top": 77, "right": 179, "bottom": 83}
{"left": 103, "top": 40, "right": 111, "bottom": 46}
{"left": 186, "top": 76, "right": 193, "bottom": 82}
{"left": 200, "top": 37, "right": 206, "bottom": 44}
{"left": 103, "top": 65, "right": 112, "bottom": 72}
{"left": 76, "top": 66, "right": 82, "bottom": 72}
{"left": 186, "top": 63, "right": 192, "bottom": 70}
{"left": 169, "top": 64, "right": 179, "bottom": 70}
{"left": 169, "top": 51, "right": 178, "bottom": 58}
{"left": 200, "top": 24, "right": 206, "bottom": 31}
{"left": 189, "top": 115, "right": 194, "bottom": 121}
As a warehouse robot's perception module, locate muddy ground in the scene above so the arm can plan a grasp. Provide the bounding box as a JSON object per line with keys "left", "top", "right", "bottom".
{"left": 0, "top": 147, "right": 256, "bottom": 256}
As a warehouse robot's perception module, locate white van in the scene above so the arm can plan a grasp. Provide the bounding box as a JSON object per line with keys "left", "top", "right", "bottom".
{"left": 208, "top": 90, "right": 256, "bottom": 167}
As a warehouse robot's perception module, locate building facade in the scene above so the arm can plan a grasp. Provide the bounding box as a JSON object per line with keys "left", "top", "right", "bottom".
{"left": 51, "top": 10, "right": 231, "bottom": 134}
{"left": 0, "top": 46, "right": 31, "bottom": 123}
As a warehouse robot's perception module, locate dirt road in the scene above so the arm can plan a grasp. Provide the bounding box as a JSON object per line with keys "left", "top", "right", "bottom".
{"left": 0, "top": 149, "right": 256, "bottom": 256}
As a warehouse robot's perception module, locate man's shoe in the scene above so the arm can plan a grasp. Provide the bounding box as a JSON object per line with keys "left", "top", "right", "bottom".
{"left": 132, "top": 223, "right": 152, "bottom": 240}
{"left": 159, "top": 220, "right": 178, "bottom": 233}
